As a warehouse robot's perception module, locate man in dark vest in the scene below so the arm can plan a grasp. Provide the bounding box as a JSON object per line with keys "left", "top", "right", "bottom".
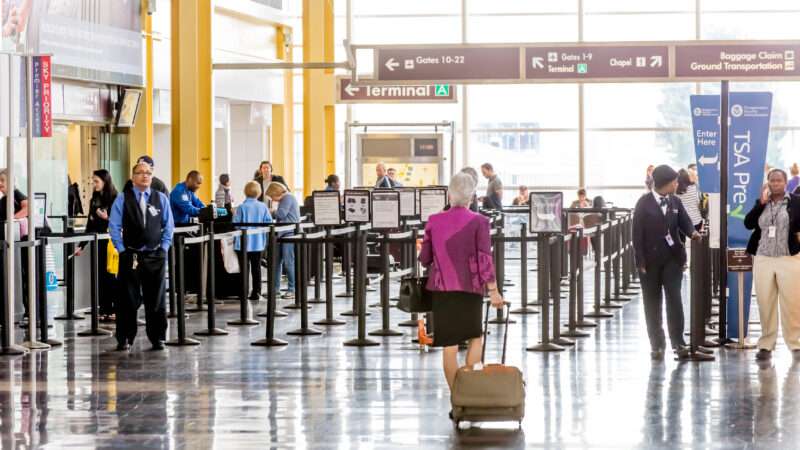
{"left": 109, "top": 162, "right": 175, "bottom": 351}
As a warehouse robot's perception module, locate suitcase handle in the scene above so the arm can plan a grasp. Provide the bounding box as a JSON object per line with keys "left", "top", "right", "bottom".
{"left": 480, "top": 300, "right": 511, "bottom": 365}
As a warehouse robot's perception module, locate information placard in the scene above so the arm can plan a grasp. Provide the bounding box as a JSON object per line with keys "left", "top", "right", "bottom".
{"left": 398, "top": 188, "right": 417, "bottom": 217}
{"left": 371, "top": 191, "right": 400, "bottom": 229}
{"left": 33, "top": 192, "right": 47, "bottom": 229}
{"left": 312, "top": 191, "right": 341, "bottom": 226}
{"left": 727, "top": 248, "right": 752, "bottom": 272}
{"left": 419, "top": 188, "right": 447, "bottom": 222}
{"left": 344, "top": 190, "right": 371, "bottom": 223}
{"left": 529, "top": 192, "right": 563, "bottom": 234}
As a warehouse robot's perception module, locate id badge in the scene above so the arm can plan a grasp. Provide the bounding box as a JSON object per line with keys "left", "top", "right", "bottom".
{"left": 148, "top": 205, "right": 159, "bottom": 217}
{"left": 768, "top": 226, "right": 776, "bottom": 238}
{"left": 665, "top": 233, "right": 674, "bottom": 247}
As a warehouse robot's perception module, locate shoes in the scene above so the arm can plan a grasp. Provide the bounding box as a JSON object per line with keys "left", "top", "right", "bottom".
{"left": 651, "top": 350, "right": 664, "bottom": 361}
{"left": 115, "top": 343, "right": 131, "bottom": 352}
{"left": 674, "top": 346, "right": 691, "bottom": 360}
{"left": 417, "top": 319, "right": 433, "bottom": 349}
{"left": 150, "top": 342, "right": 165, "bottom": 351}
{"left": 281, "top": 292, "right": 295, "bottom": 300}
{"left": 696, "top": 346, "right": 714, "bottom": 355}
{"left": 248, "top": 293, "right": 261, "bottom": 301}
{"left": 756, "top": 349, "right": 772, "bottom": 361}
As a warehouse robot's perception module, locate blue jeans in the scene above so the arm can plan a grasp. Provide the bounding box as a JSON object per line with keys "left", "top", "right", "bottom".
{"left": 274, "top": 242, "right": 295, "bottom": 291}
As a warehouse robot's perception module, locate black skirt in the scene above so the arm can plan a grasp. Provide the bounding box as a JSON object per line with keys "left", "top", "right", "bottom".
{"left": 432, "top": 291, "right": 484, "bottom": 347}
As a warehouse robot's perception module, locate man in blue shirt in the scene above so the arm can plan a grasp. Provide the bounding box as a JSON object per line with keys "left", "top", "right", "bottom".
{"left": 109, "top": 162, "right": 175, "bottom": 352}
{"left": 170, "top": 171, "right": 205, "bottom": 225}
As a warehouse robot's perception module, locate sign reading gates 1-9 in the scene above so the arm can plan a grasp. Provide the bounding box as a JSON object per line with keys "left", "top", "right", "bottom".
{"left": 529, "top": 192, "right": 564, "bottom": 234}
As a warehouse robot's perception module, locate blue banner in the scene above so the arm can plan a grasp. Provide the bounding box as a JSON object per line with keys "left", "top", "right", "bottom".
{"left": 726, "top": 92, "right": 772, "bottom": 339}
{"left": 690, "top": 95, "right": 721, "bottom": 194}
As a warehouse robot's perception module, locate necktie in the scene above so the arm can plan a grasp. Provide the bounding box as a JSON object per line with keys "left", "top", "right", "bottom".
{"left": 659, "top": 197, "right": 667, "bottom": 208}
{"left": 139, "top": 192, "right": 148, "bottom": 225}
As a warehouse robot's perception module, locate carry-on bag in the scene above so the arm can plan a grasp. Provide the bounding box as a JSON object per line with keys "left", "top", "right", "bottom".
{"left": 450, "top": 301, "right": 525, "bottom": 429}
{"left": 397, "top": 276, "right": 432, "bottom": 313}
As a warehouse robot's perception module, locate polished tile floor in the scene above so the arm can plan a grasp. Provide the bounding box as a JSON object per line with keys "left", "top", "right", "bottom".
{"left": 0, "top": 260, "right": 797, "bottom": 449}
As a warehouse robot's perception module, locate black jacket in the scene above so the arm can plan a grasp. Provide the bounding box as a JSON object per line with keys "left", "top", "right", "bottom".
{"left": 254, "top": 174, "right": 288, "bottom": 202}
{"left": 743, "top": 195, "right": 800, "bottom": 256}
{"left": 633, "top": 193, "right": 696, "bottom": 269}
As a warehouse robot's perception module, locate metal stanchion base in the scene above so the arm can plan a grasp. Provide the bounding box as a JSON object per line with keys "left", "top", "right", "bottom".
{"left": 599, "top": 302, "right": 624, "bottom": 310}
{"left": 621, "top": 289, "right": 638, "bottom": 295}
{"left": 165, "top": 337, "right": 201, "bottom": 346}
{"left": 336, "top": 291, "right": 354, "bottom": 298}
{"left": 77, "top": 328, "right": 113, "bottom": 337}
{"left": 43, "top": 338, "right": 63, "bottom": 347}
{"left": 0, "top": 344, "right": 28, "bottom": 355}
{"left": 251, "top": 337, "right": 288, "bottom": 347}
{"left": 21, "top": 340, "right": 51, "bottom": 350}
{"left": 679, "top": 352, "right": 715, "bottom": 362}
{"left": 341, "top": 310, "right": 370, "bottom": 317}
{"left": 369, "top": 328, "right": 403, "bottom": 337}
{"left": 577, "top": 319, "right": 598, "bottom": 328}
{"left": 287, "top": 327, "right": 322, "bottom": 336}
{"left": 54, "top": 313, "right": 84, "bottom": 321}
{"left": 527, "top": 343, "right": 565, "bottom": 352}
{"left": 369, "top": 302, "right": 381, "bottom": 308}
{"left": 584, "top": 311, "right": 614, "bottom": 319}
{"left": 194, "top": 328, "right": 229, "bottom": 336}
{"left": 610, "top": 296, "right": 632, "bottom": 302}
{"left": 365, "top": 286, "right": 377, "bottom": 292}
{"left": 488, "top": 317, "right": 516, "bottom": 324}
{"left": 227, "top": 319, "right": 260, "bottom": 326}
{"left": 725, "top": 339, "right": 757, "bottom": 350}
{"left": 314, "top": 318, "right": 346, "bottom": 326}
{"left": 343, "top": 338, "right": 380, "bottom": 347}
{"left": 283, "top": 304, "right": 311, "bottom": 310}
{"left": 398, "top": 319, "right": 418, "bottom": 327}
{"left": 510, "top": 306, "right": 539, "bottom": 315}
{"left": 258, "top": 310, "right": 288, "bottom": 318}
{"left": 307, "top": 298, "right": 326, "bottom": 305}
{"left": 562, "top": 329, "right": 591, "bottom": 338}
{"left": 390, "top": 297, "right": 399, "bottom": 302}
{"left": 552, "top": 337, "right": 575, "bottom": 346}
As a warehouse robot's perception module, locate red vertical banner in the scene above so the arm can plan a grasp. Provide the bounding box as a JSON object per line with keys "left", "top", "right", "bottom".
{"left": 40, "top": 56, "right": 52, "bottom": 138}
{"left": 30, "top": 56, "right": 52, "bottom": 138}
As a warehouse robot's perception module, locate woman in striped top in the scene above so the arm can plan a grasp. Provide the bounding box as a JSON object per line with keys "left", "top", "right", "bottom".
{"left": 676, "top": 169, "right": 703, "bottom": 231}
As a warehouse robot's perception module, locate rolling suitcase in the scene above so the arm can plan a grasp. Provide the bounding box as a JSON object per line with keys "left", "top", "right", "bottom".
{"left": 450, "top": 301, "right": 525, "bottom": 429}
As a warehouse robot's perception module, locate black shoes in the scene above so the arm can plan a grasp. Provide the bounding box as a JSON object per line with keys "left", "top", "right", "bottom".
{"left": 151, "top": 342, "right": 165, "bottom": 351}
{"left": 674, "top": 346, "right": 691, "bottom": 360}
{"left": 651, "top": 350, "right": 665, "bottom": 361}
{"left": 756, "top": 349, "right": 772, "bottom": 361}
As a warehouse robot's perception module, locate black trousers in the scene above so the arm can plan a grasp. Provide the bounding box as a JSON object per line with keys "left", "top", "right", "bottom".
{"left": 640, "top": 258, "right": 686, "bottom": 351}
{"left": 239, "top": 250, "right": 263, "bottom": 296}
{"left": 116, "top": 249, "right": 168, "bottom": 346}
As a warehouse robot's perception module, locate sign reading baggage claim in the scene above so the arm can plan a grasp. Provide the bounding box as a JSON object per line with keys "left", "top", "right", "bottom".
{"left": 336, "top": 77, "right": 455, "bottom": 103}
{"left": 354, "top": 40, "right": 800, "bottom": 84}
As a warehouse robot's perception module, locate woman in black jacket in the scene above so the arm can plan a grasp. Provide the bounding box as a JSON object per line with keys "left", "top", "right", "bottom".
{"left": 75, "top": 170, "right": 118, "bottom": 321}
{"left": 744, "top": 168, "right": 800, "bottom": 361}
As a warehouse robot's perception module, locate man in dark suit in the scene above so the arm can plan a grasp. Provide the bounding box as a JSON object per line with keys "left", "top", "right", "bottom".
{"left": 633, "top": 165, "right": 701, "bottom": 361}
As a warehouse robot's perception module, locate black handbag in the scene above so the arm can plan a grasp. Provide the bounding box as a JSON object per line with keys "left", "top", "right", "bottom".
{"left": 397, "top": 276, "right": 432, "bottom": 313}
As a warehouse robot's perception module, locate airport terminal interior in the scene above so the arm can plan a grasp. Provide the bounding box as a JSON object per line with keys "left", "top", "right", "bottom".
{"left": 2, "top": 0, "right": 800, "bottom": 448}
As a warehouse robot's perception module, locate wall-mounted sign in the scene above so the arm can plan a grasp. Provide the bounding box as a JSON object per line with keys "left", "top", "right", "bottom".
{"left": 675, "top": 43, "right": 800, "bottom": 79}
{"left": 525, "top": 45, "right": 669, "bottom": 81}
{"left": 376, "top": 46, "right": 521, "bottom": 82}
{"left": 337, "top": 77, "right": 455, "bottom": 103}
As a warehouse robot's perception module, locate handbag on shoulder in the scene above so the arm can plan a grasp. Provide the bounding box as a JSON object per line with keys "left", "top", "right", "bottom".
{"left": 397, "top": 276, "right": 432, "bottom": 313}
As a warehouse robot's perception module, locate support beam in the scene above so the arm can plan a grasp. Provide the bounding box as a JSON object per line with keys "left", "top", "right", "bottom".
{"left": 271, "top": 26, "right": 295, "bottom": 190}
{"left": 129, "top": 0, "right": 154, "bottom": 169}
{"left": 303, "top": 0, "right": 336, "bottom": 197}
{"left": 171, "top": 0, "right": 213, "bottom": 202}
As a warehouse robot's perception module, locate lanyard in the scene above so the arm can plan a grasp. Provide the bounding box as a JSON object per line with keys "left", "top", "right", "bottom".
{"left": 768, "top": 198, "right": 786, "bottom": 226}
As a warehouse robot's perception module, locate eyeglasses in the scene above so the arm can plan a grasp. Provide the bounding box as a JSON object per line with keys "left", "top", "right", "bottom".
{"left": 134, "top": 172, "right": 153, "bottom": 176}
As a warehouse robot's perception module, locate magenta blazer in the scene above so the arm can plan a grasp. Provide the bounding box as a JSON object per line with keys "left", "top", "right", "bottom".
{"left": 419, "top": 206, "right": 496, "bottom": 295}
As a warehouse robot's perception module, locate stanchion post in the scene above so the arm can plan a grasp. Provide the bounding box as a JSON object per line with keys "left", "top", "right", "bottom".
{"left": 167, "top": 237, "right": 178, "bottom": 318}
{"left": 585, "top": 224, "right": 614, "bottom": 319}
{"left": 308, "top": 236, "right": 324, "bottom": 304}
{"left": 229, "top": 231, "right": 259, "bottom": 326}
{"left": 252, "top": 226, "right": 288, "bottom": 347}
{"left": 575, "top": 227, "right": 596, "bottom": 328}
{"left": 76, "top": 236, "right": 109, "bottom": 338}
{"left": 315, "top": 229, "right": 345, "bottom": 326}
{"left": 528, "top": 235, "right": 564, "bottom": 352}
{"left": 288, "top": 236, "right": 322, "bottom": 336}
{"left": 22, "top": 240, "right": 49, "bottom": 349}
{"left": 344, "top": 228, "right": 379, "bottom": 347}
{"left": 166, "top": 235, "right": 200, "bottom": 346}
{"left": 563, "top": 229, "right": 589, "bottom": 338}
{"left": 512, "top": 223, "right": 537, "bottom": 315}
{"left": 336, "top": 228, "right": 353, "bottom": 298}
{"left": 489, "top": 225, "right": 515, "bottom": 324}
{"left": 54, "top": 239, "right": 83, "bottom": 321}
{"left": 611, "top": 218, "right": 630, "bottom": 302}
{"left": 551, "top": 235, "right": 574, "bottom": 347}
{"left": 398, "top": 227, "right": 420, "bottom": 328}
{"left": 369, "top": 235, "right": 402, "bottom": 336}
{"left": 195, "top": 224, "right": 228, "bottom": 336}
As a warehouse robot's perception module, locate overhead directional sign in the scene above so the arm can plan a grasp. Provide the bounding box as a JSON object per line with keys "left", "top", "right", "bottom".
{"left": 376, "top": 46, "right": 520, "bottom": 82}
{"left": 525, "top": 45, "right": 669, "bottom": 80}
{"left": 675, "top": 42, "right": 800, "bottom": 79}
{"left": 353, "top": 40, "right": 800, "bottom": 84}
{"left": 336, "top": 77, "right": 456, "bottom": 103}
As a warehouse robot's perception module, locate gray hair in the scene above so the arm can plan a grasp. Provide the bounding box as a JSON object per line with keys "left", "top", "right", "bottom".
{"left": 459, "top": 166, "right": 479, "bottom": 185}
{"left": 449, "top": 172, "right": 476, "bottom": 207}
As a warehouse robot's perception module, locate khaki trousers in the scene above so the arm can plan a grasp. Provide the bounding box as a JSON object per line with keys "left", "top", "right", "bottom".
{"left": 753, "top": 254, "right": 800, "bottom": 351}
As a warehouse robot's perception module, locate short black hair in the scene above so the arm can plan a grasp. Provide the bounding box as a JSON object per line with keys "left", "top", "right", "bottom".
{"left": 219, "top": 173, "right": 230, "bottom": 185}
{"left": 186, "top": 170, "right": 201, "bottom": 181}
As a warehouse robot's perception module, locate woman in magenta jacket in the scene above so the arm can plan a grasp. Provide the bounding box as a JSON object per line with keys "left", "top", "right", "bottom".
{"left": 419, "top": 172, "right": 504, "bottom": 392}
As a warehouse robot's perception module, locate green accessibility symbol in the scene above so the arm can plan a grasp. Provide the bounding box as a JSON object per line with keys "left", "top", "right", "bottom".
{"left": 577, "top": 63, "right": 588, "bottom": 74}
{"left": 729, "top": 205, "right": 747, "bottom": 220}
{"left": 434, "top": 84, "right": 450, "bottom": 96}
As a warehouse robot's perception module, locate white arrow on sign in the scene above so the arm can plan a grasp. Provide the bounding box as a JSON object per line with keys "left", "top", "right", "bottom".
{"left": 649, "top": 55, "right": 663, "bottom": 67}
{"left": 531, "top": 57, "right": 545, "bottom": 69}
{"left": 698, "top": 154, "right": 718, "bottom": 166}
{"left": 344, "top": 82, "right": 360, "bottom": 97}
{"left": 385, "top": 58, "right": 400, "bottom": 72}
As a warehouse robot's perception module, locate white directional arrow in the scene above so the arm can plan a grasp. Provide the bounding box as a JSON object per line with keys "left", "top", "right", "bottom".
{"left": 385, "top": 58, "right": 399, "bottom": 71}
{"left": 698, "top": 154, "right": 718, "bottom": 166}
{"left": 649, "top": 55, "right": 663, "bottom": 67}
{"left": 531, "top": 57, "right": 545, "bottom": 69}
{"left": 344, "top": 82, "right": 360, "bottom": 97}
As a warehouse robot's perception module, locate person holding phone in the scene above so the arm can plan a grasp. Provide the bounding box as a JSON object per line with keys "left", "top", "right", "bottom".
{"left": 75, "top": 169, "right": 118, "bottom": 322}
{"left": 744, "top": 169, "right": 800, "bottom": 361}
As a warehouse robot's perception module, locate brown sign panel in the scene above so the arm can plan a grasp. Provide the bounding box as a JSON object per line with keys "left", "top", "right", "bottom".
{"left": 727, "top": 248, "right": 753, "bottom": 272}
{"left": 336, "top": 77, "right": 456, "bottom": 103}
{"left": 525, "top": 45, "right": 670, "bottom": 80}
{"left": 675, "top": 43, "right": 800, "bottom": 79}
{"left": 376, "top": 47, "right": 520, "bottom": 82}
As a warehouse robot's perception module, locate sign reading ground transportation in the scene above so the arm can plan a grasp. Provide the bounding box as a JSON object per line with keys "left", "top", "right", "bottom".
{"left": 352, "top": 40, "right": 800, "bottom": 83}
{"left": 312, "top": 191, "right": 341, "bottom": 226}
{"left": 336, "top": 77, "right": 455, "bottom": 103}
{"left": 727, "top": 249, "right": 753, "bottom": 272}
{"left": 344, "top": 190, "right": 371, "bottom": 223}
{"left": 675, "top": 43, "right": 800, "bottom": 79}
{"left": 376, "top": 46, "right": 520, "bottom": 82}
{"left": 526, "top": 45, "right": 669, "bottom": 80}
{"left": 371, "top": 191, "right": 401, "bottom": 230}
